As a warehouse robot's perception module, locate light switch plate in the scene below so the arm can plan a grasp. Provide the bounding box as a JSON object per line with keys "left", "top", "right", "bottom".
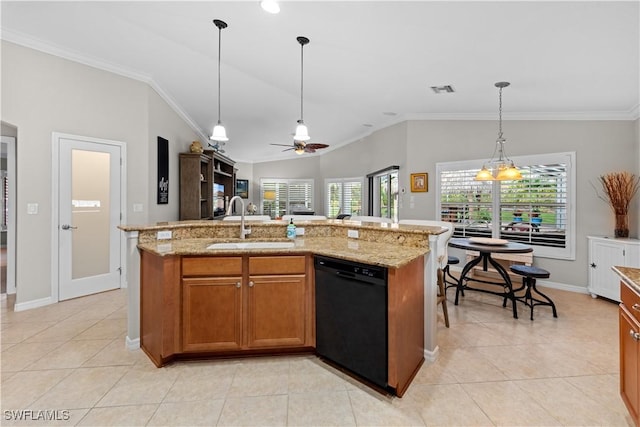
{"left": 347, "top": 229, "right": 359, "bottom": 239}
{"left": 27, "top": 203, "right": 38, "bottom": 215}
{"left": 133, "top": 203, "right": 144, "bottom": 213}
{"left": 157, "top": 230, "right": 172, "bottom": 240}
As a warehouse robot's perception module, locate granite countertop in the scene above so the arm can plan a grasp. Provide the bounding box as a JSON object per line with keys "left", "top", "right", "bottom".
{"left": 613, "top": 266, "right": 640, "bottom": 295}
{"left": 137, "top": 236, "right": 428, "bottom": 269}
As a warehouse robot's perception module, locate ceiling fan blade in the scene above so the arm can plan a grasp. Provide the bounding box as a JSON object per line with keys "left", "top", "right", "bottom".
{"left": 304, "top": 147, "right": 316, "bottom": 153}
{"left": 282, "top": 147, "right": 295, "bottom": 152}
{"left": 305, "top": 143, "right": 329, "bottom": 150}
{"left": 270, "top": 143, "right": 294, "bottom": 147}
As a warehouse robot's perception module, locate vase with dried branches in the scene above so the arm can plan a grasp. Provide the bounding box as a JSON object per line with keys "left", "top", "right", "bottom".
{"left": 596, "top": 171, "right": 640, "bottom": 238}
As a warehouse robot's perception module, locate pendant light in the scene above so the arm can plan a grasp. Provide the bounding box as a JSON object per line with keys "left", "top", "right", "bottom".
{"left": 210, "top": 19, "right": 228, "bottom": 142}
{"left": 293, "top": 36, "right": 311, "bottom": 142}
{"left": 475, "top": 82, "right": 522, "bottom": 181}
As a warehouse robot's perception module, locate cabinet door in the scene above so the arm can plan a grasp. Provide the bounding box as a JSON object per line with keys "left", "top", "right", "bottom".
{"left": 246, "top": 275, "right": 307, "bottom": 348}
{"left": 183, "top": 276, "right": 242, "bottom": 352}
{"left": 589, "top": 240, "right": 624, "bottom": 301}
{"left": 620, "top": 306, "right": 640, "bottom": 425}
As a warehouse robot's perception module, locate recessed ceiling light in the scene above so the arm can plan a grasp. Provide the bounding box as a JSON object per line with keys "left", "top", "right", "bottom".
{"left": 431, "top": 85, "right": 455, "bottom": 94}
{"left": 363, "top": 123, "right": 373, "bottom": 127}
{"left": 260, "top": 0, "right": 280, "bottom": 14}
{"left": 383, "top": 112, "right": 397, "bottom": 116}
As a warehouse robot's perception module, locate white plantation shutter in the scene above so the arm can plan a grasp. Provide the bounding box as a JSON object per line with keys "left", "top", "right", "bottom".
{"left": 260, "top": 179, "right": 313, "bottom": 219}
{"left": 437, "top": 152, "right": 575, "bottom": 259}
{"left": 325, "top": 178, "right": 363, "bottom": 218}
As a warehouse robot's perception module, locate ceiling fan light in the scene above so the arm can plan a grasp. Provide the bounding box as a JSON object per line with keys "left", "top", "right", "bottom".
{"left": 295, "top": 147, "right": 305, "bottom": 155}
{"left": 475, "top": 166, "right": 494, "bottom": 181}
{"left": 210, "top": 123, "right": 228, "bottom": 141}
{"left": 293, "top": 121, "right": 310, "bottom": 141}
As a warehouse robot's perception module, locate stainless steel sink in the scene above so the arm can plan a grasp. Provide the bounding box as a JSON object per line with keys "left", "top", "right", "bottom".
{"left": 206, "top": 241, "right": 295, "bottom": 250}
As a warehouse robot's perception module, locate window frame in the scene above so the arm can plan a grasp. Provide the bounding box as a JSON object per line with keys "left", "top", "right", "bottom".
{"left": 259, "top": 178, "right": 314, "bottom": 219}
{"left": 436, "top": 152, "right": 576, "bottom": 260}
{"left": 324, "top": 177, "right": 364, "bottom": 218}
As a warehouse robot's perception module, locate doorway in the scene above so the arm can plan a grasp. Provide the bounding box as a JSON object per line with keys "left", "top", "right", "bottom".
{"left": 1, "top": 135, "right": 16, "bottom": 296}
{"left": 52, "top": 133, "right": 125, "bottom": 301}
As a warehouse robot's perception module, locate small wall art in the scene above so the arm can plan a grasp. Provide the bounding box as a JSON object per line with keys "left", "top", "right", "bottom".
{"left": 235, "top": 179, "right": 249, "bottom": 199}
{"left": 410, "top": 173, "right": 428, "bottom": 192}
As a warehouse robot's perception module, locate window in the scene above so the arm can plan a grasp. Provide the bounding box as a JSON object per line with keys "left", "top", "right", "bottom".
{"left": 367, "top": 166, "right": 399, "bottom": 221}
{"left": 260, "top": 178, "right": 314, "bottom": 219}
{"left": 325, "top": 177, "right": 364, "bottom": 218}
{"left": 437, "top": 152, "right": 575, "bottom": 259}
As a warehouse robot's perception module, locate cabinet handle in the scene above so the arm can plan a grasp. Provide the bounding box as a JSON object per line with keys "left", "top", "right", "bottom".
{"left": 249, "top": 281, "right": 254, "bottom": 288}
{"left": 632, "top": 304, "right": 640, "bottom": 312}
{"left": 236, "top": 281, "right": 241, "bottom": 288}
{"left": 630, "top": 330, "right": 640, "bottom": 341}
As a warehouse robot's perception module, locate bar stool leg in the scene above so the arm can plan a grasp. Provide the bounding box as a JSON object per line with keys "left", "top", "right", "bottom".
{"left": 531, "top": 281, "right": 558, "bottom": 318}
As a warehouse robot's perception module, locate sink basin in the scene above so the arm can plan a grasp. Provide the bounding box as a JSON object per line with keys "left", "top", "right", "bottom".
{"left": 207, "top": 241, "right": 295, "bottom": 250}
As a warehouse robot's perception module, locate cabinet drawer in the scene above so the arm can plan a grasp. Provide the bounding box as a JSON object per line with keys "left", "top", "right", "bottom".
{"left": 249, "top": 256, "right": 306, "bottom": 275}
{"left": 621, "top": 282, "right": 640, "bottom": 317}
{"left": 182, "top": 256, "right": 242, "bottom": 277}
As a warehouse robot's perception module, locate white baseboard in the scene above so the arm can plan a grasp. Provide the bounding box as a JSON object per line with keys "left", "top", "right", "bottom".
{"left": 424, "top": 346, "right": 440, "bottom": 362}
{"left": 14, "top": 296, "right": 55, "bottom": 312}
{"left": 126, "top": 336, "right": 140, "bottom": 350}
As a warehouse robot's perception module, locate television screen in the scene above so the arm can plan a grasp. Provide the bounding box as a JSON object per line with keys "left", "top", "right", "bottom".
{"left": 213, "top": 183, "right": 225, "bottom": 213}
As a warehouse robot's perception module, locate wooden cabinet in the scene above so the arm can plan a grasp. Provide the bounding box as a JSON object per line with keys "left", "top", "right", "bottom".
{"left": 588, "top": 236, "right": 640, "bottom": 301}
{"left": 182, "top": 257, "right": 243, "bottom": 352}
{"left": 180, "top": 254, "right": 312, "bottom": 353}
{"left": 247, "top": 256, "right": 308, "bottom": 348}
{"left": 179, "top": 153, "right": 212, "bottom": 220}
{"left": 205, "top": 150, "right": 236, "bottom": 217}
{"left": 620, "top": 281, "right": 640, "bottom": 426}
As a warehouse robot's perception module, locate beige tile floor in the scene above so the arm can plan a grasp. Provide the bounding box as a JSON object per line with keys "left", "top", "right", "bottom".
{"left": 0, "top": 284, "right": 634, "bottom": 426}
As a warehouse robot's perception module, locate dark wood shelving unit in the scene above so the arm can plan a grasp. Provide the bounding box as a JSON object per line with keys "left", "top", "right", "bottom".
{"left": 179, "top": 153, "right": 213, "bottom": 220}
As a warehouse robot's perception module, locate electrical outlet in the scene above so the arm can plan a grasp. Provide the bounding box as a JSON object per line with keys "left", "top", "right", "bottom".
{"left": 296, "top": 227, "right": 305, "bottom": 236}
{"left": 27, "top": 203, "right": 38, "bottom": 215}
{"left": 347, "top": 229, "right": 359, "bottom": 239}
{"left": 157, "top": 230, "right": 172, "bottom": 240}
{"left": 133, "top": 203, "right": 144, "bottom": 212}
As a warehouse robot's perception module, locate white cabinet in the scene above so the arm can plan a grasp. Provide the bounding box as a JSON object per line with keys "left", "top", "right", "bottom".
{"left": 588, "top": 236, "right": 640, "bottom": 302}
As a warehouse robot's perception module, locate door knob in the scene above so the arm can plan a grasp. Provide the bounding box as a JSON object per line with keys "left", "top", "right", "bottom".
{"left": 61, "top": 224, "right": 78, "bottom": 230}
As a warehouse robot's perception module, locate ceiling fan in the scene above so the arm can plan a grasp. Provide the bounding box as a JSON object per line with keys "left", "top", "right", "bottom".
{"left": 207, "top": 141, "right": 225, "bottom": 153}
{"left": 270, "top": 140, "right": 329, "bottom": 155}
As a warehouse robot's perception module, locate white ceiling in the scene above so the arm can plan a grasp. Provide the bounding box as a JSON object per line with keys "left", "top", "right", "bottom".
{"left": 1, "top": 1, "right": 638, "bottom": 163}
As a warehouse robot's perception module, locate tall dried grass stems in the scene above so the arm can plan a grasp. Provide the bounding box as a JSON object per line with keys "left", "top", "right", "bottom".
{"left": 597, "top": 171, "right": 640, "bottom": 214}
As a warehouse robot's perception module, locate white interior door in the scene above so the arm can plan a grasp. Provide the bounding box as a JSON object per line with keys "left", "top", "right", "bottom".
{"left": 1, "top": 136, "right": 16, "bottom": 295}
{"left": 58, "top": 136, "right": 122, "bottom": 300}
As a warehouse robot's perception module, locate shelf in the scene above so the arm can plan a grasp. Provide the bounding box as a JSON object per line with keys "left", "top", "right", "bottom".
{"left": 214, "top": 170, "right": 233, "bottom": 178}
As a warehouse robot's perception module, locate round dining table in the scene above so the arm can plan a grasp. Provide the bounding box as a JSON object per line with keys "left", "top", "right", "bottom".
{"left": 448, "top": 237, "right": 533, "bottom": 319}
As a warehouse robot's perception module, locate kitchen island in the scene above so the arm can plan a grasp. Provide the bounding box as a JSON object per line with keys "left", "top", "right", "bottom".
{"left": 614, "top": 266, "right": 640, "bottom": 426}
{"left": 121, "top": 219, "right": 445, "bottom": 396}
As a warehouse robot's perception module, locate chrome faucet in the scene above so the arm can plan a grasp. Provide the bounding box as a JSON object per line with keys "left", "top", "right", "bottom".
{"left": 226, "top": 196, "right": 251, "bottom": 239}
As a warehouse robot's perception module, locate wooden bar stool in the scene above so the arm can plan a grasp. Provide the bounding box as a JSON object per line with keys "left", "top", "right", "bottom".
{"left": 510, "top": 265, "right": 558, "bottom": 320}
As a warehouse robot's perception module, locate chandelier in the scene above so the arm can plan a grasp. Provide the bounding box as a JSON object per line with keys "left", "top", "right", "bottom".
{"left": 475, "top": 82, "right": 522, "bottom": 181}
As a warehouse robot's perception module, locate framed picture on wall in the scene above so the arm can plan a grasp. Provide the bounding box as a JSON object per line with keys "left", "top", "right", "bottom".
{"left": 410, "top": 173, "right": 428, "bottom": 192}
{"left": 235, "top": 179, "right": 249, "bottom": 199}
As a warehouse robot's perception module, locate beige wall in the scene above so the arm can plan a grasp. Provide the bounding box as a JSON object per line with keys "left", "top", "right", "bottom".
{"left": 254, "top": 119, "right": 639, "bottom": 289}
{"left": 1, "top": 41, "right": 200, "bottom": 304}
{"left": 146, "top": 88, "right": 202, "bottom": 223}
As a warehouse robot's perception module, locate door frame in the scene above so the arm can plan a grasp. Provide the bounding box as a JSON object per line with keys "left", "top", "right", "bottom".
{"left": 51, "top": 132, "right": 127, "bottom": 303}
{"left": 1, "top": 136, "right": 16, "bottom": 295}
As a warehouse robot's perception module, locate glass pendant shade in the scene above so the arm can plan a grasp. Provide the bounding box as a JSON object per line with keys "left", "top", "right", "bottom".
{"left": 475, "top": 166, "right": 494, "bottom": 181}
{"left": 260, "top": 0, "right": 280, "bottom": 14}
{"left": 210, "top": 122, "right": 228, "bottom": 142}
{"left": 293, "top": 120, "right": 310, "bottom": 141}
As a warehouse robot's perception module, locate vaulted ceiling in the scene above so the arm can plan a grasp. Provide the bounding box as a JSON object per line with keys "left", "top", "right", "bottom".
{"left": 2, "top": 1, "right": 638, "bottom": 163}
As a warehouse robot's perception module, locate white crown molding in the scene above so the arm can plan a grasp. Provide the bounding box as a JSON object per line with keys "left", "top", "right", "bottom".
{"left": 404, "top": 109, "right": 640, "bottom": 121}
{"left": 1, "top": 27, "right": 209, "bottom": 142}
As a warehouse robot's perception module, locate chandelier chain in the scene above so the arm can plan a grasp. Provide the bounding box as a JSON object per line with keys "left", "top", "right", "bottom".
{"left": 498, "top": 85, "right": 503, "bottom": 139}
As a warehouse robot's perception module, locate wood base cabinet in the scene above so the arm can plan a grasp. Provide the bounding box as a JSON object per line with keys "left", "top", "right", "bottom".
{"left": 620, "top": 281, "right": 640, "bottom": 427}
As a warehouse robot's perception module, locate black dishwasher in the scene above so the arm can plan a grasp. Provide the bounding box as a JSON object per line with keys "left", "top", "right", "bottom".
{"left": 314, "top": 255, "right": 388, "bottom": 389}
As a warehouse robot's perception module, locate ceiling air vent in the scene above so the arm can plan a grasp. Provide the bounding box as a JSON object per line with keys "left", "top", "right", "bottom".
{"left": 430, "top": 85, "right": 455, "bottom": 94}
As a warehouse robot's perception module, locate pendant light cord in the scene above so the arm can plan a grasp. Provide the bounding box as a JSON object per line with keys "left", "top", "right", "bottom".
{"left": 300, "top": 41, "right": 304, "bottom": 122}
{"left": 217, "top": 24, "right": 222, "bottom": 124}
